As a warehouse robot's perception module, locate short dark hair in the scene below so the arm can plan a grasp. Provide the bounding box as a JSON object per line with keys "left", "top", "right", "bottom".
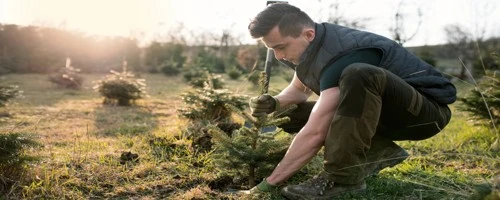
{"left": 248, "top": 3, "right": 315, "bottom": 39}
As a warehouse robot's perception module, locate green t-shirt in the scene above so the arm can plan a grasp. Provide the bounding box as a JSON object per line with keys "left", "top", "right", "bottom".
{"left": 319, "top": 48, "right": 382, "bottom": 91}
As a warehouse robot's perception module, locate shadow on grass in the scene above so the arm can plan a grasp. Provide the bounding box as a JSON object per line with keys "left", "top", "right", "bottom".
{"left": 93, "top": 104, "right": 158, "bottom": 137}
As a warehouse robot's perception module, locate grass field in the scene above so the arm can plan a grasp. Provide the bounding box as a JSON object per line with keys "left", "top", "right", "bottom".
{"left": 0, "top": 73, "right": 498, "bottom": 199}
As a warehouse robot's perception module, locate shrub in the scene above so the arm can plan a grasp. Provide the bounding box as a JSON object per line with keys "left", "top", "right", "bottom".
{"left": 458, "top": 54, "right": 500, "bottom": 128}
{"left": 458, "top": 52, "right": 500, "bottom": 149}
{"left": 145, "top": 42, "right": 186, "bottom": 74}
{"left": 160, "top": 61, "right": 181, "bottom": 76}
{"left": 0, "top": 133, "right": 40, "bottom": 194}
{"left": 48, "top": 58, "right": 83, "bottom": 89}
{"left": 190, "top": 49, "right": 226, "bottom": 73}
{"left": 178, "top": 75, "right": 246, "bottom": 122}
{"left": 184, "top": 69, "right": 224, "bottom": 89}
{"left": 178, "top": 73, "right": 247, "bottom": 151}
{"left": 94, "top": 66, "right": 146, "bottom": 106}
{"left": 458, "top": 71, "right": 499, "bottom": 135}
{"left": 183, "top": 68, "right": 204, "bottom": 83}
{"left": 247, "top": 70, "right": 261, "bottom": 86}
{"left": 0, "top": 84, "right": 22, "bottom": 107}
{"left": 226, "top": 67, "right": 242, "bottom": 80}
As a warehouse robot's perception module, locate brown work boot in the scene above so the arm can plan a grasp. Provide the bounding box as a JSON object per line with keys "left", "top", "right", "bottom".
{"left": 281, "top": 173, "right": 366, "bottom": 200}
{"left": 365, "top": 142, "right": 409, "bottom": 177}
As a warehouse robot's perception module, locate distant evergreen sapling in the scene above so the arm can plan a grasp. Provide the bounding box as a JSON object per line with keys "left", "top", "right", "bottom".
{"left": 0, "top": 84, "right": 21, "bottom": 107}
{"left": 184, "top": 69, "right": 225, "bottom": 89}
{"left": 208, "top": 71, "right": 296, "bottom": 188}
{"left": 49, "top": 57, "right": 83, "bottom": 89}
{"left": 93, "top": 60, "right": 147, "bottom": 106}
{"left": 226, "top": 67, "right": 242, "bottom": 80}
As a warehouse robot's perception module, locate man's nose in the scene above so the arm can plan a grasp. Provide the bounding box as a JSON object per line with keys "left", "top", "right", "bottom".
{"left": 274, "top": 50, "right": 285, "bottom": 60}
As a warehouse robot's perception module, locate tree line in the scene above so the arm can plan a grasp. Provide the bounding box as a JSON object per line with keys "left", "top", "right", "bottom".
{"left": 1, "top": 22, "right": 498, "bottom": 79}
{"left": 0, "top": 23, "right": 270, "bottom": 76}
{"left": 0, "top": 24, "right": 140, "bottom": 74}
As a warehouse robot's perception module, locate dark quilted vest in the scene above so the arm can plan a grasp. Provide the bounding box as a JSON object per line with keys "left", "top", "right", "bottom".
{"left": 281, "top": 23, "right": 456, "bottom": 105}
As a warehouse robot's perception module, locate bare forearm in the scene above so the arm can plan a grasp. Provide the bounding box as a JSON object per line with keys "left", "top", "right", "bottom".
{"left": 265, "top": 88, "right": 340, "bottom": 185}
{"left": 275, "top": 84, "right": 311, "bottom": 107}
{"left": 266, "top": 130, "right": 325, "bottom": 184}
{"left": 274, "top": 73, "right": 312, "bottom": 107}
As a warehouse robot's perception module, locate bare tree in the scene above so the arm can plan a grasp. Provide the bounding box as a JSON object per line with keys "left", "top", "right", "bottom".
{"left": 316, "top": 0, "right": 370, "bottom": 29}
{"left": 167, "top": 22, "right": 188, "bottom": 45}
{"left": 443, "top": 1, "right": 496, "bottom": 81}
{"left": 468, "top": 0, "right": 495, "bottom": 42}
{"left": 218, "top": 28, "right": 243, "bottom": 59}
{"left": 444, "top": 24, "right": 475, "bottom": 80}
{"left": 389, "top": 0, "right": 423, "bottom": 46}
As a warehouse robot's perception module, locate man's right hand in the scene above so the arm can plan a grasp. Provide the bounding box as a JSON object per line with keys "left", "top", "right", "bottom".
{"left": 238, "top": 178, "right": 278, "bottom": 194}
{"left": 249, "top": 94, "right": 279, "bottom": 117}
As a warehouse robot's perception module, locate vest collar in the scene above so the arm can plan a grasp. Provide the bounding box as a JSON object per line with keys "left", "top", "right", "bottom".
{"left": 297, "top": 23, "right": 326, "bottom": 70}
{"left": 298, "top": 23, "right": 325, "bottom": 66}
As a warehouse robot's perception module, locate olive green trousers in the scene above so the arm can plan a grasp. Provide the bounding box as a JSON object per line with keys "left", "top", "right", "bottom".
{"left": 280, "top": 63, "right": 452, "bottom": 184}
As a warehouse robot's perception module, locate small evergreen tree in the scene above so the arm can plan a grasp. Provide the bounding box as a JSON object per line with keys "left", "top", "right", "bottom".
{"left": 0, "top": 84, "right": 21, "bottom": 107}
{"left": 183, "top": 69, "right": 225, "bottom": 89}
{"left": 93, "top": 60, "right": 146, "bottom": 106}
{"left": 247, "top": 70, "right": 261, "bottom": 87}
{"left": 178, "top": 73, "right": 246, "bottom": 122}
{"left": 0, "top": 133, "right": 40, "bottom": 194}
{"left": 145, "top": 42, "right": 186, "bottom": 74}
{"left": 208, "top": 71, "right": 297, "bottom": 188}
{"left": 160, "top": 59, "right": 181, "bottom": 76}
{"left": 458, "top": 52, "right": 500, "bottom": 150}
{"left": 458, "top": 72, "right": 499, "bottom": 125}
{"left": 226, "top": 67, "right": 242, "bottom": 80}
{"left": 48, "top": 57, "right": 83, "bottom": 89}
{"left": 189, "top": 49, "right": 226, "bottom": 73}
{"left": 178, "top": 72, "right": 247, "bottom": 151}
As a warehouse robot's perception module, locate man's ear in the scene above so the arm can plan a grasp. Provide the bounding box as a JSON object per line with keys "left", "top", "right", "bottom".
{"left": 303, "top": 28, "right": 315, "bottom": 42}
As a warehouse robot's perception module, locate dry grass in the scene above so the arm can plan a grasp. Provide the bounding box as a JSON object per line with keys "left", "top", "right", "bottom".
{"left": 0, "top": 73, "right": 498, "bottom": 199}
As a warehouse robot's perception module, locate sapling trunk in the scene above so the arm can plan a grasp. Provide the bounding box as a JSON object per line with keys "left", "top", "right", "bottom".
{"left": 248, "top": 164, "right": 256, "bottom": 188}
{"left": 246, "top": 72, "right": 268, "bottom": 188}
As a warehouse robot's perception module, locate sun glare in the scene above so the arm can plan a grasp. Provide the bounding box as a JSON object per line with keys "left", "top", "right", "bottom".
{"left": 2, "top": 0, "right": 177, "bottom": 37}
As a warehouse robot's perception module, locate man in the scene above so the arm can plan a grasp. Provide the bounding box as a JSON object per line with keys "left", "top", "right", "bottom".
{"left": 247, "top": 3, "right": 456, "bottom": 199}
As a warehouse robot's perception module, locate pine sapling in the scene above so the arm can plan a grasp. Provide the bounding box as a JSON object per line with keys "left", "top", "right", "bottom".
{"left": 93, "top": 60, "right": 147, "bottom": 106}
{"left": 208, "top": 71, "right": 297, "bottom": 188}
{"left": 49, "top": 57, "right": 83, "bottom": 89}
{"left": 458, "top": 53, "right": 499, "bottom": 150}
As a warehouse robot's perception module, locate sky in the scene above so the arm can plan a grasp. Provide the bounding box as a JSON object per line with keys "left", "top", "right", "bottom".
{"left": 0, "top": 0, "right": 499, "bottom": 47}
